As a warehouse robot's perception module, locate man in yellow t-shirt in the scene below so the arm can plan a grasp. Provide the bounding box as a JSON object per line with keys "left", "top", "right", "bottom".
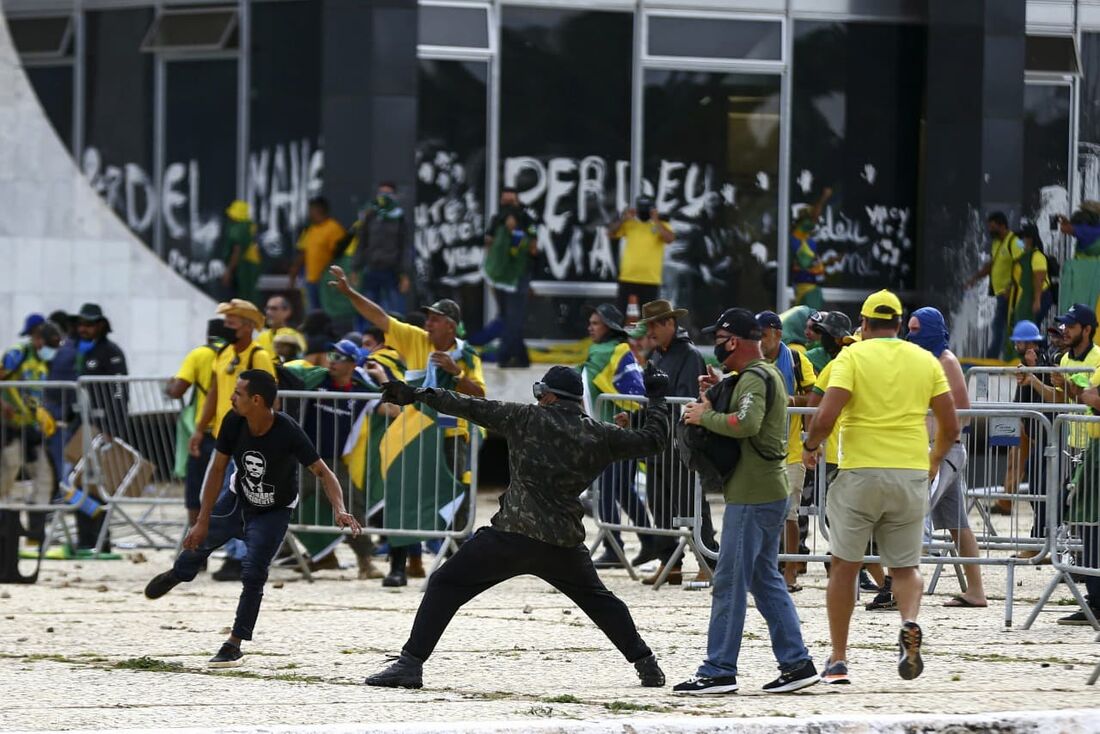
{"left": 291, "top": 197, "right": 347, "bottom": 313}
{"left": 607, "top": 197, "right": 675, "bottom": 315}
{"left": 803, "top": 289, "right": 958, "bottom": 685}
{"left": 187, "top": 300, "right": 276, "bottom": 581}
{"left": 168, "top": 318, "right": 228, "bottom": 526}
{"left": 965, "top": 212, "right": 1022, "bottom": 359}
{"left": 328, "top": 264, "right": 485, "bottom": 585}
{"left": 256, "top": 294, "right": 306, "bottom": 358}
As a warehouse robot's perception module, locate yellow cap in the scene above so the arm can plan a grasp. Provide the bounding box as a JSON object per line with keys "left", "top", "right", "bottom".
{"left": 860, "top": 289, "right": 903, "bottom": 319}
{"left": 226, "top": 200, "right": 251, "bottom": 222}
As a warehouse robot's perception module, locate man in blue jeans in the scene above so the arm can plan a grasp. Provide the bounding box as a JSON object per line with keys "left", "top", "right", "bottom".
{"left": 144, "top": 370, "right": 360, "bottom": 667}
{"left": 675, "top": 308, "right": 818, "bottom": 695}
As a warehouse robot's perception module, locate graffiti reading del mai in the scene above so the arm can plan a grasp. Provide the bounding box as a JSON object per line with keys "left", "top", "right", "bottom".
{"left": 82, "top": 141, "right": 323, "bottom": 287}
{"left": 415, "top": 153, "right": 915, "bottom": 289}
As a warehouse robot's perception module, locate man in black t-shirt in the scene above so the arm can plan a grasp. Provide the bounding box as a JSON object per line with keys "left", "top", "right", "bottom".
{"left": 144, "top": 370, "right": 361, "bottom": 668}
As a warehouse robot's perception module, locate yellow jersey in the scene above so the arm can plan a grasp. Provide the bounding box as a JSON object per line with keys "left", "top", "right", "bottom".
{"left": 210, "top": 342, "right": 276, "bottom": 437}
{"left": 826, "top": 338, "right": 950, "bottom": 471}
{"left": 174, "top": 344, "right": 219, "bottom": 430}
{"left": 297, "top": 218, "right": 347, "bottom": 283}
{"left": 611, "top": 219, "right": 671, "bottom": 286}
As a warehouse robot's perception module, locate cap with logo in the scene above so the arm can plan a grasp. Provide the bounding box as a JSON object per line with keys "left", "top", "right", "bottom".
{"left": 860, "top": 289, "right": 904, "bottom": 319}
{"left": 421, "top": 299, "right": 462, "bottom": 325}
{"left": 811, "top": 311, "right": 854, "bottom": 340}
{"left": 327, "top": 339, "right": 361, "bottom": 361}
{"left": 703, "top": 307, "right": 762, "bottom": 340}
{"left": 1054, "top": 303, "right": 1098, "bottom": 329}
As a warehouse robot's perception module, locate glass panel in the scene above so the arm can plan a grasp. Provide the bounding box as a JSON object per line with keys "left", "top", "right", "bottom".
{"left": 142, "top": 9, "right": 236, "bottom": 51}
{"left": 1025, "top": 35, "right": 1079, "bottom": 75}
{"left": 643, "top": 71, "right": 780, "bottom": 333}
{"left": 501, "top": 7, "right": 633, "bottom": 340}
{"left": 1022, "top": 84, "right": 1070, "bottom": 237}
{"left": 790, "top": 21, "right": 926, "bottom": 295}
{"left": 415, "top": 59, "right": 489, "bottom": 330}
{"left": 83, "top": 8, "right": 156, "bottom": 247}
{"left": 249, "top": 0, "right": 323, "bottom": 279}
{"left": 162, "top": 59, "right": 238, "bottom": 295}
{"left": 26, "top": 66, "right": 73, "bottom": 152}
{"left": 10, "top": 16, "right": 71, "bottom": 56}
{"left": 1077, "top": 34, "right": 1100, "bottom": 203}
{"left": 419, "top": 5, "right": 489, "bottom": 49}
{"left": 647, "top": 16, "right": 781, "bottom": 61}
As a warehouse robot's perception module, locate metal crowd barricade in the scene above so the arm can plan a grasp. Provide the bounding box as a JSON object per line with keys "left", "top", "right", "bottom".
{"left": 967, "top": 365, "right": 1095, "bottom": 406}
{"left": 1022, "top": 415, "right": 1100, "bottom": 645}
{"left": 279, "top": 389, "right": 479, "bottom": 582}
{"left": 681, "top": 404, "right": 1070, "bottom": 627}
{"left": 589, "top": 394, "right": 712, "bottom": 589}
{"left": 0, "top": 380, "right": 90, "bottom": 563}
{"left": 76, "top": 376, "right": 187, "bottom": 553}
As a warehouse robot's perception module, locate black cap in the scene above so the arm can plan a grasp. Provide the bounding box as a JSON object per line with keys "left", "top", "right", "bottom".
{"left": 811, "top": 311, "right": 854, "bottom": 339}
{"left": 703, "top": 308, "right": 762, "bottom": 340}
{"left": 755, "top": 310, "right": 783, "bottom": 331}
{"left": 583, "top": 303, "right": 627, "bottom": 335}
{"left": 421, "top": 299, "right": 462, "bottom": 325}
{"left": 1055, "top": 303, "right": 1098, "bottom": 329}
{"left": 539, "top": 365, "right": 584, "bottom": 401}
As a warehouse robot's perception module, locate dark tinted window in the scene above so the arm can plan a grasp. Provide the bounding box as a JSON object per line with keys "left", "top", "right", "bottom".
{"left": 648, "top": 16, "right": 781, "bottom": 60}
{"left": 26, "top": 66, "right": 73, "bottom": 152}
{"left": 1025, "top": 35, "right": 1079, "bottom": 75}
{"left": 791, "top": 21, "right": 926, "bottom": 292}
{"left": 142, "top": 9, "right": 237, "bottom": 52}
{"left": 9, "top": 16, "right": 71, "bottom": 56}
{"left": 419, "top": 5, "right": 489, "bottom": 49}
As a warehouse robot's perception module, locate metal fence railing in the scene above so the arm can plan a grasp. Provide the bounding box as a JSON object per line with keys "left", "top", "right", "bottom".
{"left": 967, "top": 366, "right": 1096, "bottom": 406}
{"left": 279, "top": 389, "right": 479, "bottom": 581}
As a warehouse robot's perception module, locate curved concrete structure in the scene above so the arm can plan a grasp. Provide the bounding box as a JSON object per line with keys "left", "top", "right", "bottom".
{"left": 0, "top": 11, "right": 214, "bottom": 375}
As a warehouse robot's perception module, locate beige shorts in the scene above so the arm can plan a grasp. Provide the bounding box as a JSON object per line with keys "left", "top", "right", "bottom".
{"left": 826, "top": 468, "right": 929, "bottom": 568}
{"left": 786, "top": 463, "right": 806, "bottom": 521}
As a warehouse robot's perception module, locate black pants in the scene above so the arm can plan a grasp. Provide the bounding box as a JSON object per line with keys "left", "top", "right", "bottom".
{"left": 650, "top": 452, "right": 718, "bottom": 564}
{"left": 402, "top": 527, "right": 652, "bottom": 663}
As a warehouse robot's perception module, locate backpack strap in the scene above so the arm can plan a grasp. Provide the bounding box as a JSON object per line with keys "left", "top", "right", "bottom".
{"left": 742, "top": 365, "right": 787, "bottom": 462}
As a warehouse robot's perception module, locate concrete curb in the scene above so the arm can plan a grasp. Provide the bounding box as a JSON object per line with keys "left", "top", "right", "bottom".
{"left": 15, "top": 709, "right": 1100, "bottom": 734}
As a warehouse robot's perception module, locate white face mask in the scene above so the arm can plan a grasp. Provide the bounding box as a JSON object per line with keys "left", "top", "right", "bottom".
{"left": 38, "top": 346, "right": 58, "bottom": 362}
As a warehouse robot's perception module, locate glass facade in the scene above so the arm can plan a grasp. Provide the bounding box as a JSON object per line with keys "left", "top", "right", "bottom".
{"left": 7, "top": 2, "right": 1081, "bottom": 341}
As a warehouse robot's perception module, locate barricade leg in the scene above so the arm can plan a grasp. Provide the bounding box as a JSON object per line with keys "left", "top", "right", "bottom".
{"left": 651, "top": 536, "right": 690, "bottom": 591}
{"left": 1004, "top": 562, "right": 1014, "bottom": 628}
{"left": 1023, "top": 572, "right": 1066, "bottom": 629}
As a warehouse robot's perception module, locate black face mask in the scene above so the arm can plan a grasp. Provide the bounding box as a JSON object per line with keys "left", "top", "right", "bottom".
{"left": 713, "top": 339, "right": 734, "bottom": 365}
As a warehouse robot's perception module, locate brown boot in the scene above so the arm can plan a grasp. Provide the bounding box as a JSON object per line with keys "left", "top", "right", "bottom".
{"left": 406, "top": 555, "right": 426, "bottom": 579}
{"left": 357, "top": 555, "right": 385, "bottom": 580}
{"left": 991, "top": 500, "right": 1013, "bottom": 516}
{"left": 307, "top": 553, "right": 341, "bottom": 572}
{"left": 642, "top": 564, "right": 682, "bottom": 586}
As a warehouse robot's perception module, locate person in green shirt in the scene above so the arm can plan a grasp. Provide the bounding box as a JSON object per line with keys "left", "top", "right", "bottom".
{"left": 221, "top": 200, "right": 262, "bottom": 305}
{"left": 675, "top": 308, "right": 818, "bottom": 696}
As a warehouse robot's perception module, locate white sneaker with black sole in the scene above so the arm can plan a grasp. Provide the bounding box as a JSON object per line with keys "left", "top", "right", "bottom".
{"left": 762, "top": 659, "right": 820, "bottom": 693}
{"left": 672, "top": 675, "right": 739, "bottom": 695}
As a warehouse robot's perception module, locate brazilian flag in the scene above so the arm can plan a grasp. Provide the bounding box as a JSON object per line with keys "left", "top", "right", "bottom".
{"left": 379, "top": 393, "right": 461, "bottom": 548}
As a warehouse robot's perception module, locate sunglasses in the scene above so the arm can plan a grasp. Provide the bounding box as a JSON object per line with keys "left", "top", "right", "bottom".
{"left": 226, "top": 354, "right": 241, "bottom": 375}
{"left": 328, "top": 351, "right": 355, "bottom": 363}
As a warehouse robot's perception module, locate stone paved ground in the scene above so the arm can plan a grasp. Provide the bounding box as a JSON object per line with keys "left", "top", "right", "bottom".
{"left": 2, "top": 493, "right": 1099, "bottom": 732}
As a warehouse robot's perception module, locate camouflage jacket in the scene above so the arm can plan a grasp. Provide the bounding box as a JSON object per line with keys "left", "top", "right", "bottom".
{"left": 418, "top": 389, "right": 670, "bottom": 547}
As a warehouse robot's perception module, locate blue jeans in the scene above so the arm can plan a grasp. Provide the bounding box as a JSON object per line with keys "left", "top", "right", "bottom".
{"left": 697, "top": 499, "right": 811, "bottom": 678}
{"left": 305, "top": 281, "right": 323, "bottom": 312}
{"left": 597, "top": 460, "right": 652, "bottom": 547}
{"left": 359, "top": 269, "right": 404, "bottom": 317}
{"left": 172, "top": 489, "right": 291, "bottom": 640}
{"left": 985, "top": 293, "right": 1009, "bottom": 360}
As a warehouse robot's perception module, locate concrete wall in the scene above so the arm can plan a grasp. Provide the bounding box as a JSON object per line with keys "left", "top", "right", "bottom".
{"left": 0, "top": 11, "right": 214, "bottom": 376}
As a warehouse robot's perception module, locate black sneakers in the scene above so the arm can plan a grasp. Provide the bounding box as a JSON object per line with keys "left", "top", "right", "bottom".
{"left": 762, "top": 659, "right": 820, "bottom": 693}
{"left": 209, "top": 642, "right": 243, "bottom": 669}
{"left": 144, "top": 570, "right": 181, "bottom": 600}
{"left": 382, "top": 570, "right": 408, "bottom": 587}
{"left": 212, "top": 559, "right": 242, "bottom": 582}
{"left": 672, "top": 675, "right": 739, "bottom": 695}
{"left": 364, "top": 651, "right": 424, "bottom": 689}
{"left": 633, "top": 654, "right": 665, "bottom": 687}
{"left": 1056, "top": 609, "right": 1099, "bottom": 626}
{"left": 865, "top": 589, "right": 897, "bottom": 611}
{"left": 897, "top": 621, "right": 924, "bottom": 680}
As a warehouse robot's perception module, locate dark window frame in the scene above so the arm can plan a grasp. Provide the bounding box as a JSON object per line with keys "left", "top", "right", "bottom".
{"left": 140, "top": 6, "right": 239, "bottom": 54}
{"left": 8, "top": 14, "right": 74, "bottom": 61}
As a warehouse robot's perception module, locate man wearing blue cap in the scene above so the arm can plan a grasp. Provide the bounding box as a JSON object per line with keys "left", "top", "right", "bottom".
{"left": 364, "top": 363, "right": 673, "bottom": 690}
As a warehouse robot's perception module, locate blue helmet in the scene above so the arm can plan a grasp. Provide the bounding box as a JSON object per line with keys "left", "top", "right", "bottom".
{"left": 1010, "top": 320, "right": 1042, "bottom": 343}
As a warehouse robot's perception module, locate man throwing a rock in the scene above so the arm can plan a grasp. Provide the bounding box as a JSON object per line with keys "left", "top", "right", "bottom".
{"left": 364, "top": 363, "right": 673, "bottom": 689}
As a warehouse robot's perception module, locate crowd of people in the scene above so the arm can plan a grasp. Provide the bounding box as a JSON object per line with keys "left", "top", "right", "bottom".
{"left": 3, "top": 198, "right": 1100, "bottom": 690}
